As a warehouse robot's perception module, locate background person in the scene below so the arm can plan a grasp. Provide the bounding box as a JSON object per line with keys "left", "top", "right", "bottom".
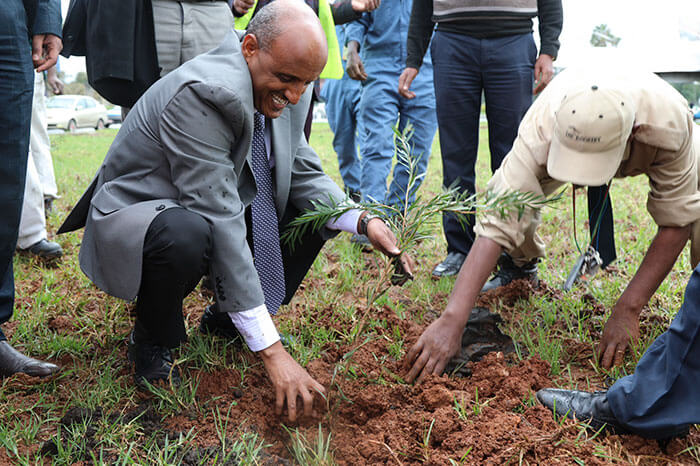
{"left": 399, "top": 0, "right": 563, "bottom": 278}
{"left": 17, "top": 66, "right": 63, "bottom": 259}
{"left": 344, "top": 0, "right": 437, "bottom": 242}
{"left": 319, "top": 24, "right": 363, "bottom": 202}
{"left": 0, "top": 0, "right": 62, "bottom": 377}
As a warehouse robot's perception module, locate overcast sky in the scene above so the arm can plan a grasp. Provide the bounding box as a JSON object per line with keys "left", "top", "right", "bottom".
{"left": 57, "top": 0, "right": 700, "bottom": 81}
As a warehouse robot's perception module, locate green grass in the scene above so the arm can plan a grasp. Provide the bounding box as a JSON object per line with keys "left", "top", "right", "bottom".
{"left": 2, "top": 122, "right": 698, "bottom": 463}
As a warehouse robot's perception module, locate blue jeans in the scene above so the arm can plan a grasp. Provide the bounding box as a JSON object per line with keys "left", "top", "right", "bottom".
{"left": 321, "top": 76, "right": 362, "bottom": 194}
{"left": 358, "top": 68, "right": 437, "bottom": 206}
{"left": 607, "top": 265, "right": 700, "bottom": 438}
{"left": 0, "top": 0, "right": 34, "bottom": 340}
{"left": 432, "top": 31, "right": 536, "bottom": 255}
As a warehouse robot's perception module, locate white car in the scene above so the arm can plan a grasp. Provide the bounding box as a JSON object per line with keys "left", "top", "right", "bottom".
{"left": 46, "top": 95, "right": 109, "bottom": 132}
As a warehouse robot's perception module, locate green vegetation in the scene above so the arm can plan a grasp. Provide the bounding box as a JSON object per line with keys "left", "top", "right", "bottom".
{"left": 2, "top": 123, "right": 697, "bottom": 463}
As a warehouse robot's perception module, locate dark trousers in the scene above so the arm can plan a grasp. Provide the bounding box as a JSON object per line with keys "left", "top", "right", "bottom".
{"left": 134, "top": 206, "right": 326, "bottom": 348}
{"left": 607, "top": 264, "right": 700, "bottom": 438}
{"left": 0, "top": 1, "right": 35, "bottom": 340}
{"left": 587, "top": 186, "right": 616, "bottom": 268}
{"left": 431, "top": 31, "right": 536, "bottom": 256}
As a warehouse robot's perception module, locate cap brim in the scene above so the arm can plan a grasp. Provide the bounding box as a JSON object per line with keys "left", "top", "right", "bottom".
{"left": 547, "top": 136, "right": 622, "bottom": 186}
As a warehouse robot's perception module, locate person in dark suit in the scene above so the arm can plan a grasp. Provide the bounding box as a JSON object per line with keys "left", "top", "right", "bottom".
{"left": 0, "top": 0, "right": 62, "bottom": 377}
{"left": 60, "top": 0, "right": 409, "bottom": 422}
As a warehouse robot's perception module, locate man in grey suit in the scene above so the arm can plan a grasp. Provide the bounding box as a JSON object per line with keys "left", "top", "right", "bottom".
{"left": 59, "top": 0, "right": 407, "bottom": 422}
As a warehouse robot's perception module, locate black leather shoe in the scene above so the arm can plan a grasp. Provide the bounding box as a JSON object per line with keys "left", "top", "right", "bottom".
{"left": 199, "top": 305, "right": 243, "bottom": 342}
{"left": 432, "top": 252, "right": 466, "bottom": 277}
{"left": 0, "top": 340, "right": 59, "bottom": 377}
{"left": 200, "top": 305, "right": 296, "bottom": 347}
{"left": 536, "top": 388, "right": 690, "bottom": 439}
{"left": 481, "top": 253, "right": 538, "bottom": 292}
{"left": 44, "top": 197, "right": 54, "bottom": 216}
{"left": 21, "top": 239, "right": 63, "bottom": 259}
{"left": 127, "top": 331, "right": 180, "bottom": 387}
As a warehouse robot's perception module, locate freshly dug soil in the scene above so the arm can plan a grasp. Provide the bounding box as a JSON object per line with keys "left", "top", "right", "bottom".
{"left": 26, "top": 276, "right": 700, "bottom": 464}
{"left": 169, "top": 290, "right": 699, "bottom": 465}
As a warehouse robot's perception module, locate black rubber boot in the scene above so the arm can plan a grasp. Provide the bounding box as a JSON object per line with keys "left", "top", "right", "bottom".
{"left": 481, "top": 253, "right": 538, "bottom": 293}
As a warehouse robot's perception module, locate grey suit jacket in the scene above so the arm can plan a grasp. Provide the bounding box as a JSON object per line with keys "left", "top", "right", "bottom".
{"left": 59, "top": 31, "right": 345, "bottom": 313}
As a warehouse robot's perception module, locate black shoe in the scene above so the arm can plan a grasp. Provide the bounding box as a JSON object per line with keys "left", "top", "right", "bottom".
{"left": 127, "top": 331, "right": 180, "bottom": 387}
{"left": 0, "top": 340, "right": 59, "bottom": 377}
{"left": 199, "top": 305, "right": 243, "bottom": 342}
{"left": 44, "top": 197, "right": 54, "bottom": 216}
{"left": 348, "top": 190, "right": 362, "bottom": 203}
{"left": 200, "top": 275, "right": 214, "bottom": 292}
{"left": 481, "top": 253, "right": 538, "bottom": 292}
{"left": 432, "top": 252, "right": 466, "bottom": 277}
{"left": 536, "top": 388, "right": 690, "bottom": 439}
{"left": 200, "top": 305, "right": 294, "bottom": 347}
{"left": 21, "top": 239, "right": 63, "bottom": 259}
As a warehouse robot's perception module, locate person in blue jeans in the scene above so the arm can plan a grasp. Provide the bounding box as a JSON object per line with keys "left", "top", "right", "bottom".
{"left": 538, "top": 263, "right": 700, "bottom": 440}
{"left": 319, "top": 24, "right": 362, "bottom": 201}
{"left": 344, "top": 0, "right": 437, "bottom": 232}
{"left": 399, "top": 0, "right": 563, "bottom": 278}
{"left": 0, "top": 0, "right": 62, "bottom": 377}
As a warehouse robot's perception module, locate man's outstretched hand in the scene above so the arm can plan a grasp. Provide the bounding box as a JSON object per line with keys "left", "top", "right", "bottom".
{"left": 403, "top": 314, "right": 463, "bottom": 383}
{"left": 364, "top": 216, "right": 415, "bottom": 282}
{"left": 259, "top": 341, "right": 326, "bottom": 422}
{"left": 596, "top": 308, "right": 640, "bottom": 369}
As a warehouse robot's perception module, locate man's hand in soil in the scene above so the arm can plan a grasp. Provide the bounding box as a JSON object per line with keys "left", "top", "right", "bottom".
{"left": 404, "top": 314, "right": 463, "bottom": 383}
{"left": 345, "top": 41, "right": 367, "bottom": 81}
{"left": 259, "top": 341, "right": 326, "bottom": 422}
{"left": 597, "top": 308, "right": 640, "bottom": 369}
{"left": 404, "top": 237, "right": 504, "bottom": 383}
{"left": 595, "top": 225, "right": 689, "bottom": 369}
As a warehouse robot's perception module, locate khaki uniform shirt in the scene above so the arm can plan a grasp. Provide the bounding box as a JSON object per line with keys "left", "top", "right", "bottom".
{"left": 475, "top": 68, "right": 700, "bottom": 266}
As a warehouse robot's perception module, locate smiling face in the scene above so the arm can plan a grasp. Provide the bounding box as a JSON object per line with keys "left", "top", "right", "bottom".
{"left": 242, "top": 27, "right": 327, "bottom": 119}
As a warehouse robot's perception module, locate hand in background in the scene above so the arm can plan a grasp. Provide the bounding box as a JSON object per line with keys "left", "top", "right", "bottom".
{"left": 351, "top": 0, "right": 381, "bottom": 12}
{"left": 233, "top": 0, "right": 256, "bottom": 16}
{"left": 32, "top": 34, "right": 62, "bottom": 72}
{"left": 533, "top": 54, "right": 554, "bottom": 94}
{"left": 47, "top": 66, "right": 64, "bottom": 95}
{"left": 398, "top": 67, "right": 418, "bottom": 99}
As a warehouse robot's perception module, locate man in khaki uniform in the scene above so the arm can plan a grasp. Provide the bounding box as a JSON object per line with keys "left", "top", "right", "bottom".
{"left": 404, "top": 68, "right": 700, "bottom": 382}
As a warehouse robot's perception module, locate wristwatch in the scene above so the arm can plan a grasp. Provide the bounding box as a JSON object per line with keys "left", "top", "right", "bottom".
{"left": 359, "top": 213, "right": 380, "bottom": 236}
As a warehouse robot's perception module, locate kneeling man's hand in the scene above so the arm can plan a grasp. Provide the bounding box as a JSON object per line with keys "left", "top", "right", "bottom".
{"left": 259, "top": 341, "right": 326, "bottom": 422}
{"left": 597, "top": 307, "right": 640, "bottom": 369}
{"left": 403, "top": 314, "right": 463, "bottom": 383}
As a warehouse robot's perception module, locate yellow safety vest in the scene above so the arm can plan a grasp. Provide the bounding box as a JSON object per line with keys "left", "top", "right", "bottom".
{"left": 234, "top": 0, "right": 343, "bottom": 79}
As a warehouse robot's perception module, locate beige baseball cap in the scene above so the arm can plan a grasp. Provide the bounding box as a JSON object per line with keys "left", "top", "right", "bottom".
{"left": 548, "top": 84, "right": 635, "bottom": 186}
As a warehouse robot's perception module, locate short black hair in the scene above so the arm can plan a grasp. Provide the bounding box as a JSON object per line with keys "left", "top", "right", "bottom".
{"left": 246, "top": 2, "right": 283, "bottom": 51}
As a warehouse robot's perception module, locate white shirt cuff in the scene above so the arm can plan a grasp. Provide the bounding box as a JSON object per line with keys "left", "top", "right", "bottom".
{"left": 326, "top": 208, "right": 362, "bottom": 234}
{"left": 228, "top": 305, "right": 280, "bottom": 352}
